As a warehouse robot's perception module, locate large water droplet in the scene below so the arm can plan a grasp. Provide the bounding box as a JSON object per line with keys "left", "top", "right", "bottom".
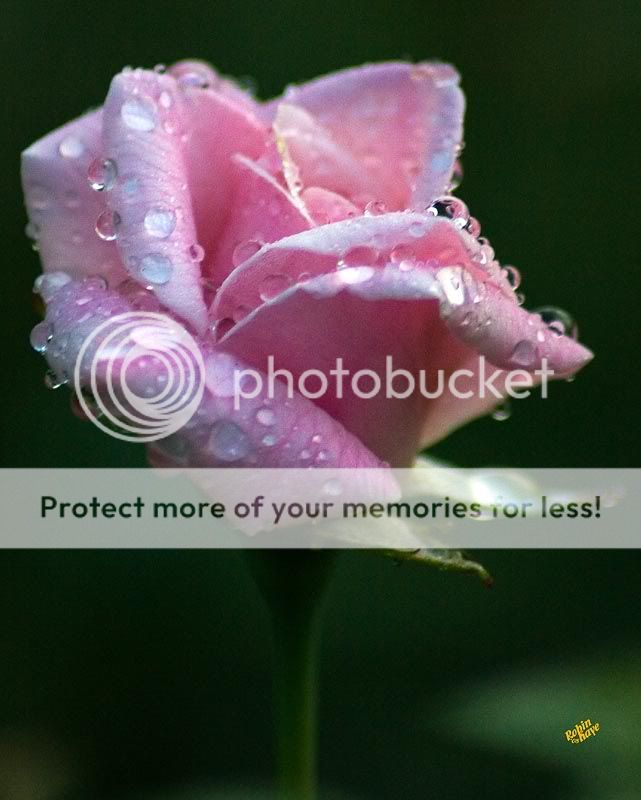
{"left": 58, "top": 136, "right": 85, "bottom": 159}
{"left": 87, "top": 158, "right": 118, "bottom": 192}
{"left": 25, "top": 221, "right": 40, "bottom": 241}
{"left": 33, "top": 271, "right": 72, "bottom": 301}
{"left": 534, "top": 306, "right": 577, "bottom": 339}
{"left": 121, "top": 98, "right": 157, "bottom": 132}
{"left": 261, "top": 433, "right": 278, "bottom": 447}
{"left": 140, "top": 254, "right": 173, "bottom": 284}
{"left": 209, "top": 420, "right": 251, "bottom": 462}
{"left": 95, "top": 210, "right": 121, "bottom": 241}
{"left": 144, "top": 206, "right": 176, "bottom": 238}
{"left": 259, "top": 273, "right": 293, "bottom": 301}
{"left": 430, "top": 195, "right": 469, "bottom": 229}
{"left": 511, "top": 340, "right": 537, "bottom": 367}
{"left": 232, "top": 240, "right": 262, "bottom": 266}
{"left": 30, "top": 321, "right": 53, "bottom": 353}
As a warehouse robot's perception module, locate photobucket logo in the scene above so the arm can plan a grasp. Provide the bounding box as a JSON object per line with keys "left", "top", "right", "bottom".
{"left": 74, "top": 312, "right": 205, "bottom": 442}
{"left": 233, "top": 355, "right": 554, "bottom": 409}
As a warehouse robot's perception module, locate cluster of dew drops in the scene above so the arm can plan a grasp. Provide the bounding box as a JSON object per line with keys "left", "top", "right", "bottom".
{"left": 27, "top": 64, "right": 578, "bottom": 427}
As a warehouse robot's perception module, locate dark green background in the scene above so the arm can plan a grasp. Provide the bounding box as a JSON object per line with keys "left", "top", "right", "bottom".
{"left": 1, "top": 1, "right": 640, "bottom": 798}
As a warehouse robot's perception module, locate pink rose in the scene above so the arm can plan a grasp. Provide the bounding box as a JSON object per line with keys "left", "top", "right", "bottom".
{"left": 22, "top": 60, "right": 592, "bottom": 468}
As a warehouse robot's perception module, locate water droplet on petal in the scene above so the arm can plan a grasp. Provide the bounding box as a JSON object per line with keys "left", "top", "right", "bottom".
{"left": 534, "top": 306, "right": 577, "bottom": 339}
{"left": 511, "top": 340, "right": 537, "bottom": 367}
{"left": 25, "top": 221, "right": 40, "bottom": 241}
{"left": 33, "top": 271, "right": 72, "bottom": 301}
{"left": 189, "top": 243, "right": 205, "bottom": 262}
{"left": 503, "top": 265, "right": 521, "bottom": 289}
{"left": 44, "top": 369, "right": 67, "bottom": 390}
{"left": 430, "top": 195, "right": 469, "bottom": 229}
{"left": 492, "top": 399, "right": 511, "bottom": 421}
{"left": 515, "top": 292, "right": 526, "bottom": 306}
{"left": 337, "top": 266, "right": 375, "bottom": 284}
{"left": 95, "top": 210, "right": 121, "bottom": 241}
{"left": 259, "top": 274, "right": 293, "bottom": 301}
{"left": 87, "top": 158, "right": 118, "bottom": 192}
{"left": 409, "top": 221, "right": 428, "bottom": 238}
{"left": 144, "top": 206, "right": 176, "bottom": 238}
{"left": 256, "top": 408, "right": 276, "bottom": 426}
{"left": 121, "top": 98, "right": 157, "bottom": 132}
{"left": 158, "top": 91, "right": 172, "bottom": 108}
{"left": 140, "top": 254, "right": 173, "bottom": 284}
{"left": 449, "top": 159, "right": 463, "bottom": 191}
{"left": 30, "top": 321, "right": 53, "bottom": 353}
{"left": 58, "top": 136, "right": 85, "bottom": 159}
{"left": 177, "top": 69, "right": 211, "bottom": 89}
{"left": 232, "top": 240, "right": 262, "bottom": 265}
{"left": 209, "top": 420, "right": 251, "bottom": 462}
{"left": 339, "top": 246, "right": 379, "bottom": 268}
{"left": 364, "top": 200, "right": 387, "bottom": 215}
{"left": 299, "top": 449, "right": 312, "bottom": 460}
{"left": 465, "top": 216, "right": 481, "bottom": 237}
{"left": 262, "top": 433, "right": 278, "bottom": 447}
{"left": 153, "top": 63, "right": 167, "bottom": 74}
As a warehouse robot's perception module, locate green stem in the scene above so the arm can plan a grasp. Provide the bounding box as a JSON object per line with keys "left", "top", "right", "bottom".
{"left": 247, "top": 551, "right": 336, "bottom": 800}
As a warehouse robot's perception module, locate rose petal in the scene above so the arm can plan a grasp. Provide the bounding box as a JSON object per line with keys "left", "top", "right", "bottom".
{"left": 300, "top": 186, "right": 360, "bottom": 224}
{"left": 212, "top": 213, "right": 491, "bottom": 323}
{"left": 206, "top": 154, "right": 312, "bottom": 292}
{"left": 263, "top": 62, "right": 465, "bottom": 209}
{"left": 217, "top": 266, "right": 592, "bottom": 465}
{"left": 21, "top": 110, "right": 128, "bottom": 286}
{"left": 102, "top": 69, "right": 208, "bottom": 332}
{"left": 273, "top": 102, "right": 380, "bottom": 206}
{"left": 174, "top": 73, "right": 269, "bottom": 281}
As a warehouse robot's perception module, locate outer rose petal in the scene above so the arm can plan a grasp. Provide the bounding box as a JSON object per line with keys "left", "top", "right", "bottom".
{"left": 263, "top": 62, "right": 464, "bottom": 210}
{"left": 102, "top": 69, "right": 208, "bottom": 332}
{"left": 217, "top": 267, "right": 592, "bottom": 466}
{"left": 168, "top": 60, "right": 260, "bottom": 113}
{"left": 38, "top": 278, "right": 388, "bottom": 470}
{"left": 212, "top": 213, "right": 500, "bottom": 324}
{"left": 206, "top": 154, "right": 312, "bottom": 292}
{"left": 174, "top": 72, "right": 269, "bottom": 283}
{"left": 21, "top": 110, "right": 128, "bottom": 287}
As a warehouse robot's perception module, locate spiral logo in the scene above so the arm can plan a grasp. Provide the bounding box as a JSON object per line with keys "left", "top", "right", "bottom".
{"left": 73, "top": 312, "right": 205, "bottom": 442}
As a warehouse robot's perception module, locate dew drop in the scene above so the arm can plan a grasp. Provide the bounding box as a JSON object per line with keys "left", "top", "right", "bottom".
{"left": 259, "top": 273, "right": 293, "bottom": 301}
{"left": 144, "top": 206, "right": 176, "bottom": 238}
{"left": 465, "top": 216, "right": 481, "bottom": 237}
{"left": 491, "top": 400, "right": 511, "bottom": 422}
{"left": 299, "top": 449, "right": 312, "bottom": 460}
{"left": 430, "top": 195, "right": 469, "bottom": 228}
{"left": 58, "top": 136, "right": 84, "bottom": 159}
{"left": 159, "top": 91, "right": 172, "bottom": 108}
{"left": 121, "top": 98, "right": 157, "bottom": 132}
{"left": 33, "top": 271, "right": 72, "bottom": 301}
{"left": 449, "top": 159, "right": 463, "bottom": 191}
{"left": 503, "top": 265, "right": 521, "bottom": 289}
{"left": 511, "top": 339, "right": 537, "bottom": 367}
{"left": 140, "top": 254, "right": 173, "bottom": 284}
{"left": 262, "top": 433, "right": 278, "bottom": 447}
{"left": 364, "top": 200, "right": 387, "bottom": 215}
{"left": 87, "top": 158, "right": 117, "bottom": 192}
{"left": 209, "top": 420, "right": 251, "bottom": 462}
{"left": 25, "top": 221, "right": 40, "bottom": 241}
{"left": 189, "top": 243, "right": 205, "bottom": 262}
{"left": 232, "top": 239, "right": 262, "bottom": 265}
{"left": 95, "top": 210, "right": 121, "bottom": 241}
{"left": 177, "top": 69, "right": 211, "bottom": 89}
{"left": 409, "top": 221, "right": 428, "bottom": 238}
{"left": 337, "top": 266, "right": 375, "bottom": 284}
{"left": 534, "top": 306, "right": 577, "bottom": 339}
{"left": 30, "top": 321, "right": 53, "bottom": 353}
{"left": 256, "top": 408, "right": 276, "bottom": 426}
{"left": 44, "top": 369, "right": 67, "bottom": 390}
